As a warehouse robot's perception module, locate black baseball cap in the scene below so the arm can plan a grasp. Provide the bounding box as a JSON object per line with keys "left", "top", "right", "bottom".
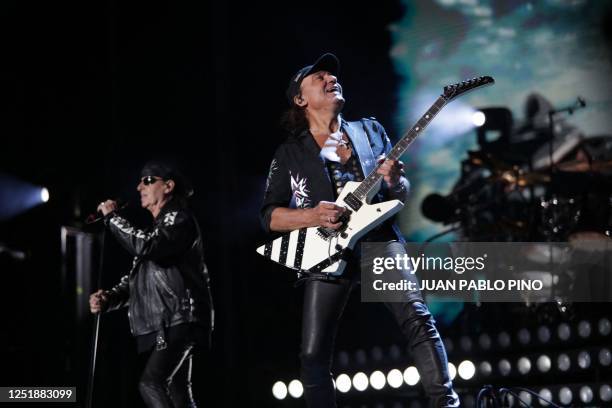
{"left": 140, "top": 160, "right": 194, "bottom": 198}
{"left": 286, "top": 53, "right": 340, "bottom": 105}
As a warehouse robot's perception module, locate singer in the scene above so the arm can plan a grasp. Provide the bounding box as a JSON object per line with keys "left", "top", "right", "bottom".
{"left": 89, "top": 160, "right": 213, "bottom": 408}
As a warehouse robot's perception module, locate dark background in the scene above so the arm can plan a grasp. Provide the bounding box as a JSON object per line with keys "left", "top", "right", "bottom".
{"left": 2, "top": 1, "right": 611, "bottom": 407}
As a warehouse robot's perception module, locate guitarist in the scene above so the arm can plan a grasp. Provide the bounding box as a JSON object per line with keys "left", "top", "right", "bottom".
{"left": 260, "top": 53, "right": 459, "bottom": 407}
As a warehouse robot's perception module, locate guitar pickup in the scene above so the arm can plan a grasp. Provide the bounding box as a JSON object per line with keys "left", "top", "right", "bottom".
{"left": 343, "top": 193, "right": 362, "bottom": 211}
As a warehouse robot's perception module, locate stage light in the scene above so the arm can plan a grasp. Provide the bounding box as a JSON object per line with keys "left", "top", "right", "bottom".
{"left": 443, "top": 338, "right": 454, "bottom": 353}
{"left": 517, "top": 357, "right": 531, "bottom": 375}
{"left": 336, "top": 374, "right": 351, "bottom": 393}
{"left": 498, "top": 359, "right": 511, "bottom": 376}
{"left": 369, "top": 370, "right": 386, "bottom": 390}
{"left": 539, "top": 388, "right": 552, "bottom": 406}
{"left": 557, "top": 323, "right": 571, "bottom": 341}
{"left": 403, "top": 366, "right": 420, "bottom": 386}
{"left": 387, "top": 369, "right": 403, "bottom": 389}
{"left": 460, "top": 335, "right": 472, "bottom": 351}
{"left": 288, "top": 379, "right": 303, "bottom": 398}
{"left": 518, "top": 390, "right": 532, "bottom": 405}
{"left": 557, "top": 353, "right": 571, "bottom": 372}
{"left": 355, "top": 349, "right": 368, "bottom": 365}
{"left": 517, "top": 328, "right": 530, "bottom": 345}
{"left": 600, "top": 384, "right": 612, "bottom": 402}
{"left": 478, "top": 333, "right": 491, "bottom": 350}
{"left": 537, "top": 355, "right": 551, "bottom": 373}
{"left": 599, "top": 348, "right": 611, "bottom": 366}
{"left": 272, "top": 381, "right": 287, "bottom": 400}
{"left": 389, "top": 344, "right": 402, "bottom": 361}
{"left": 40, "top": 187, "right": 50, "bottom": 203}
{"left": 577, "top": 350, "right": 591, "bottom": 369}
{"left": 458, "top": 360, "right": 475, "bottom": 380}
{"left": 371, "top": 346, "right": 384, "bottom": 362}
{"left": 498, "top": 331, "right": 511, "bottom": 348}
{"left": 559, "top": 387, "right": 572, "bottom": 405}
{"left": 472, "top": 111, "right": 486, "bottom": 127}
{"left": 448, "top": 363, "right": 457, "bottom": 380}
{"left": 479, "top": 361, "right": 492, "bottom": 376}
{"left": 599, "top": 318, "right": 611, "bottom": 336}
{"left": 337, "top": 351, "right": 350, "bottom": 367}
{"left": 579, "top": 386, "right": 593, "bottom": 403}
{"left": 0, "top": 174, "right": 52, "bottom": 220}
{"left": 578, "top": 320, "right": 591, "bottom": 338}
{"left": 352, "top": 372, "right": 369, "bottom": 392}
{"left": 538, "top": 326, "right": 551, "bottom": 343}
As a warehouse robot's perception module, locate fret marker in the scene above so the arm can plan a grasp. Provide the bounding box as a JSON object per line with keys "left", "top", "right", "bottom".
{"left": 415, "top": 126, "right": 420, "bottom": 131}
{"left": 425, "top": 114, "right": 430, "bottom": 119}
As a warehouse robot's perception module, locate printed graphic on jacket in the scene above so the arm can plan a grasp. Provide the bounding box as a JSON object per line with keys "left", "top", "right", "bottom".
{"left": 290, "top": 172, "right": 310, "bottom": 209}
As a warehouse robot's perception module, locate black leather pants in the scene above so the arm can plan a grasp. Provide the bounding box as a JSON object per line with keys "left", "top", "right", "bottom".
{"left": 300, "top": 241, "right": 459, "bottom": 408}
{"left": 139, "top": 341, "right": 197, "bottom": 408}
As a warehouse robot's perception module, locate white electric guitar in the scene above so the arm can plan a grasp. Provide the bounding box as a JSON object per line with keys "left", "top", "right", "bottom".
{"left": 257, "top": 76, "right": 495, "bottom": 276}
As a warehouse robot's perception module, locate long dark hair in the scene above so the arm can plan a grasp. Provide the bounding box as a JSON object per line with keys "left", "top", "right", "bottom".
{"left": 280, "top": 98, "right": 308, "bottom": 136}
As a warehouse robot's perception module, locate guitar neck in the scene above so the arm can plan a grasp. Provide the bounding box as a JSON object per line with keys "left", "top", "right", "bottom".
{"left": 353, "top": 95, "right": 448, "bottom": 200}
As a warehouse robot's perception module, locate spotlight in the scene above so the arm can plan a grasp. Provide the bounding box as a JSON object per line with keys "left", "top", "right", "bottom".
{"left": 599, "top": 348, "right": 611, "bottom": 366}
{"left": 577, "top": 350, "right": 591, "bottom": 369}
{"left": 559, "top": 387, "right": 572, "bottom": 405}
{"left": 478, "top": 333, "right": 491, "bottom": 350}
{"left": 479, "top": 361, "right": 492, "bottom": 376}
{"left": 498, "top": 359, "right": 511, "bottom": 376}
{"left": 369, "top": 370, "right": 386, "bottom": 390}
{"left": 472, "top": 111, "right": 486, "bottom": 127}
{"left": 557, "top": 323, "right": 571, "bottom": 341}
{"left": 599, "top": 318, "right": 611, "bottom": 336}
{"left": 517, "top": 328, "right": 530, "bottom": 345}
{"left": 40, "top": 187, "right": 50, "bottom": 203}
{"left": 536, "top": 355, "right": 551, "bottom": 373}
{"left": 517, "top": 357, "right": 531, "bottom": 375}
{"left": 460, "top": 336, "right": 472, "bottom": 352}
{"left": 539, "top": 388, "right": 552, "bottom": 406}
{"left": 448, "top": 363, "right": 457, "bottom": 380}
{"left": 600, "top": 384, "right": 612, "bottom": 402}
{"left": 337, "top": 351, "right": 350, "bottom": 367}
{"left": 518, "top": 390, "right": 532, "bottom": 405}
{"left": 403, "top": 366, "right": 420, "bottom": 386}
{"left": 355, "top": 349, "right": 368, "bottom": 365}
{"left": 288, "top": 379, "right": 303, "bottom": 398}
{"left": 272, "top": 381, "right": 287, "bottom": 400}
{"left": 387, "top": 369, "right": 404, "bottom": 389}
{"left": 371, "top": 346, "right": 384, "bottom": 362}
{"left": 579, "top": 386, "right": 593, "bottom": 404}
{"left": 557, "top": 353, "right": 571, "bottom": 371}
{"left": 352, "top": 372, "right": 369, "bottom": 392}
{"left": 336, "top": 374, "right": 352, "bottom": 393}
{"left": 538, "top": 326, "right": 551, "bottom": 343}
{"left": 443, "top": 338, "right": 454, "bottom": 353}
{"left": 578, "top": 320, "right": 592, "bottom": 338}
{"left": 458, "top": 360, "right": 475, "bottom": 380}
{"left": 498, "top": 331, "right": 511, "bottom": 348}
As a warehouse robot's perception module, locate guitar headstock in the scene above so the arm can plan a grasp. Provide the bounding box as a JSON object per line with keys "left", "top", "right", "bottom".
{"left": 442, "top": 76, "right": 495, "bottom": 101}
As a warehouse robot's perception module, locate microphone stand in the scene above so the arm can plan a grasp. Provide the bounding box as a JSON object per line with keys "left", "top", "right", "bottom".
{"left": 86, "top": 214, "right": 112, "bottom": 408}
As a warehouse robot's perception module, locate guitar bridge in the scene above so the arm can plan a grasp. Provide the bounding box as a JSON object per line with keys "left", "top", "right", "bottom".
{"left": 316, "top": 209, "right": 352, "bottom": 240}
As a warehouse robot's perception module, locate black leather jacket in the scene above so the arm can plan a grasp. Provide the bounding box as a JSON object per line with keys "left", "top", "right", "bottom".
{"left": 103, "top": 203, "right": 213, "bottom": 345}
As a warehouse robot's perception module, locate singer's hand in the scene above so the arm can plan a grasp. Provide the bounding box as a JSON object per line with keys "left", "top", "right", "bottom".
{"left": 97, "top": 200, "right": 118, "bottom": 216}
{"left": 89, "top": 289, "right": 108, "bottom": 314}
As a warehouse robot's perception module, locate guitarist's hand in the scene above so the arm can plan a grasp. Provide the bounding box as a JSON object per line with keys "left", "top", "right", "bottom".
{"left": 377, "top": 157, "right": 405, "bottom": 189}
{"left": 310, "top": 201, "right": 346, "bottom": 229}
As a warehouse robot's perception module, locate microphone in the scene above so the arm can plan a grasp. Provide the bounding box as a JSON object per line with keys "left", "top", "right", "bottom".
{"left": 0, "top": 243, "right": 27, "bottom": 261}
{"left": 85, "top": 199, "right": 129, "bottom": 224}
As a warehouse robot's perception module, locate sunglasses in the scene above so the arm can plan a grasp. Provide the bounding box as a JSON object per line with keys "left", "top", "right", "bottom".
{"left": 140, "top": 176, "right": 164, "bottom": 186}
